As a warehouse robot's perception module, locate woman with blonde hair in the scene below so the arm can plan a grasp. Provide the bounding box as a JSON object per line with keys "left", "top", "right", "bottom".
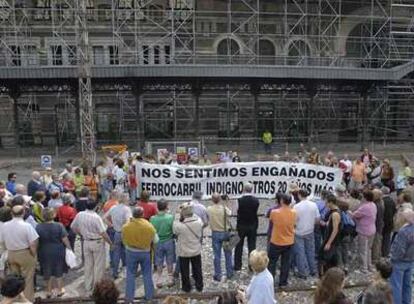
{"left": 236, "top": 250, "right": 276, "bottom": 304}
{"left": 314, "top": 267, "right": 351, "bottom": 304}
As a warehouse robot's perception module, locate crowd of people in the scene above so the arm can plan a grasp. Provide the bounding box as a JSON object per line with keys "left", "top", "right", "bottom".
{"left": 0, "top": 146, "right": 412, "bottom": 304}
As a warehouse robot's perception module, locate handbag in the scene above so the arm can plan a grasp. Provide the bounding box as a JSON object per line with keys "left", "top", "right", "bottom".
{"left": 222, "top": 205, "right": 240, "bottom": 251}
{"left": 65, "top": 248, "right": 80, "bottom": 269}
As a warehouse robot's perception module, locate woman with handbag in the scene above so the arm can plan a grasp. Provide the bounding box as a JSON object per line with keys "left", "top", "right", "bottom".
{"left": 173, "top": 203, "right": 204, "bottom": 293}
{"left": 207, "top": 193, "right": 235, "bottom": 282}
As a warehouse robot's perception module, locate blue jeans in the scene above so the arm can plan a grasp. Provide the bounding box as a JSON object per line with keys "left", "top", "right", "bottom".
{"left": 125, "top": 249, "right": 154, "bottom": 301}
{"left": 294, "top": 233, "right": 317, "bottom": 276}
{"left": 212, "top": 231, "right": 233, "bottom": 280}
{"left": 390, "top": 261, "right": 413, "bottom": 304}
{"left": 155, "top": 239, "right": 176, "bottom": 267}
{"left": 112, "top": 232, "right": 126, "bottom": 277}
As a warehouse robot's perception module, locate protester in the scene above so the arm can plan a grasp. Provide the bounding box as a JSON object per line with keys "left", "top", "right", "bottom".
{"left": 0, "top": 274, "right": 31, "bottom": 304}
{"left": 381, "top": 186, "right": 396, "bottom": 257}
{"left": 390, "top": 210, "right": 414, "bottom": 304}
{"left": 237, "top": 250, "right": 277, "bottom": 304}
{"left": 71, "top": 200, "right": 112, "bottom": 293}
{"left": 350, "top": 159, "right": 366, "bottom": 190}
{"left": 27, "top": 171, "right": 43, "bottom": 197}
{"left": 0, "top": 205, "right": 38, "bottom": 301}
{"left": 92, "top": 279, "right": 120, "bottom": 304}
{"left": 41, "top": 167, "right": 53, "bottom": 189}
{"left": 173, "top": 203, "right": 203, "bottom": 293}
{"left": 381, "top": 159, "right": 395, "bottom": 192}
{"left": 122, "top": 207, "right": 157, "bottom": 302}
{"left": 127, "top": 167, "right": 137, "bottom": 202}
{"left": 371, "top": 189, "right": 384, "bottom": 264}
{"left": 6, "top": 173, "right": 17, "bottom": 196}
{"left": 101, "top": 173, "right": 114, "bottom": 203}
{"left": 104, "top": 193, "right": 131, "bottom": 279}
{"left": 262, "top": 130, "right": 272, "bottom": 154}
{"left": 32, "top": 191, "right": 46, "bottom": 223}
{"left": 48, "top": 190, "right": 63, "bottom": 209}
{"left": 314, "top": 267, "right": 351, "bottom": 304}
{"left": 189, "top": 191, "right": 209, "bottom": 228}
{"left": 362, "top": 281, "right": 393, "bottom": 304}
{"left": 137, "top": 190, "right": 158, "bottom": 221}
{"left": 113, "top": 160, "right": 126, "bottom": 193}
{"left": 267, "top": 193, "right": 296, "bottom": 288}
{"left": 48, "top": 174, "right": 64, "bottom": 194}
{"left": 83, "top": 167, "right": 98, "bottom": 202}
{"left": 198, "top": 154, "right": 212, "bottom": 166}
{"left": 75, "top": 187, "right": 90, "bottom": 212}
{"left": 56, "top": 193, "right": 77, "bottom": 249}
{"left": 36, "top": 208, "right": 72, "bottom": 298}
{"left": 61, "top": 174, "right": 75, "bottom": 194}
{"left": 235, "top": 183, "right": 259, "bottom": 271}
{"left": 394, "top": 193, "right": 413, "bottom": 233}
{"left": 207, "top": 193, "right": 233, "bottom": 282}
{"left": 293, "top": 189, "right": 319, "bottom": 278}
{"left": 150, "top": 199, "right": 176, "bottom": 288}
{"left": 339, "top": 154, "right": 352, "bottom": 187}
{"left": 319, "top": 195, "right": 342, "bottom": 275}
{"left": 352, "top": 189, "right": 377, "bottom": 273}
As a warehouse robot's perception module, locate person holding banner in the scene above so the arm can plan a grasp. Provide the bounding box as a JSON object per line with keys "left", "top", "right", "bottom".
{"left": 234, "top": 183, "right": 259, "bottom": 271}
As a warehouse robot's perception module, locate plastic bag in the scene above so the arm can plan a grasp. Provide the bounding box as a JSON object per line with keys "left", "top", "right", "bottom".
{"left": 65, "top": 249, "right": 79, "bottom": 269}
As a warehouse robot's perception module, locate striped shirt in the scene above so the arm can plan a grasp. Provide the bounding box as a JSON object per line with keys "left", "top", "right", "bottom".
{"left": 70, "top": 210, "right": 106, "bottom": 240}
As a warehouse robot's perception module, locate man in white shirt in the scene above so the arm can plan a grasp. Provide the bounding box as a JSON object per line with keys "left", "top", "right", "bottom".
{"left": 293, "top": 189, "right": 320, "bottom": 278}
{"left": 71, "top": 201, "right": 113, "bottom": 293}
{"left": 103, "top": 193, "right": 132, "bottom": 279}
{"left": 0, "top": 205, "right": 39, "bottom": 301}
{"left": 339, "top": 154, "right": 353, "bottom": 187}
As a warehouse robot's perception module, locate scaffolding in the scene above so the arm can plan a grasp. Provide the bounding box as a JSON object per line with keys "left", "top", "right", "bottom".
{"left": 0, "top": 0, "right": 413, "bottom": 154}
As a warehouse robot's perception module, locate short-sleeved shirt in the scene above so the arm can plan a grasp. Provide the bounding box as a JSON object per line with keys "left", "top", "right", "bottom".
{"left": 293, "top": 199, "right": 320, "bottom": 236}
{"left": 108, "top": 204, "right": 132, "bottom": 232}
{"left": 270, "top": 206, "right": 296, "bottom": 246}
{"left": 103, "top": 199, "right": 118, "bottom": 214}
{"left": 36, "top": 222, "right": 68, "bottom": 246}
{"left": 137, "top": 201, "right": 158, "bottom": 220}
{"left": 150, "top": 212, "right": 174, "bottom": 243}
{"left": 71, "top": 210, "right": 106, "bottom": 240}
{"left": 0, "top": 217, "right": 39, "bottom": 250}
{"left": 57, "top": 205, "right": 77, "bottom": 228}
{"left": 207, "top": 204, "right": 231, "bottom": 232}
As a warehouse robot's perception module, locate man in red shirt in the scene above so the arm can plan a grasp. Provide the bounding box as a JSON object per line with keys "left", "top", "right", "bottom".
{"left": 137, "top": 190, "right": 158, "bottom": 220}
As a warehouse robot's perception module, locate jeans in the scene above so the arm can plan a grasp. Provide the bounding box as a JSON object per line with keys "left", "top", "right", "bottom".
{"left": 179, "top": 255, "right": 203, "bottom": 292}
{"left": 154, "top": 239, "right": 176, "bottom": 267}
{"left": 268, "top": 243, "right": 292, "bottom": 287}
{"left": 212, "top": 231, "right": 233, "bottom": 280}
{"left": 382, "top": 231, "right": 392, "bottom": 257}
{"left": 390, "top": 261, "right": 413, "bottom": 304}
{"left": 294, "top": 233, "right": 317, "bottom": 276}
{"left": 112, "top": 232, "right": 126, "bottom": 278}
{"left": 234, "top": 225, "right": 257, "bottom": 270}
{"left": 125, "top": 249, "right": 154, "bottom": 301}
{"left": 107, "top": 227, "right": 115, "bottom": 268}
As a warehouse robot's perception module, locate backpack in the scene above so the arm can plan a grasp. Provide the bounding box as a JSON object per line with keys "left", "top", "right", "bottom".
{"left": 340, "top": 211, "right": 356, "bottom": 237}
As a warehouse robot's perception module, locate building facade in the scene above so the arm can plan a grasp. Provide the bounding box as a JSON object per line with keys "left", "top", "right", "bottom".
{"left": 0, "top": 0, "right": 413, "bottom": 150}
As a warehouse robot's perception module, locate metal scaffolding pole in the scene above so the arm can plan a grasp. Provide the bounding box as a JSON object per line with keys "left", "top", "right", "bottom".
{"left": 76, "top": 0, "right": 95, "bottom": 165}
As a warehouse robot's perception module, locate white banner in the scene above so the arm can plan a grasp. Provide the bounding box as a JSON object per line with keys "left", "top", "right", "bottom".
{"left": 136, "top": 161, "right": 343, "bottom": 201}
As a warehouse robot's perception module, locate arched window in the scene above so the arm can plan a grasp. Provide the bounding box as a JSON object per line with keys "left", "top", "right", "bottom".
{"left": 217, "top": 38, "right": 240, "bottom": 63}
{"left": 257, "top": 39, "right": 275, "bottom": 64}
{"left": 287, "top": 40, "right": 311, "bottom": 65}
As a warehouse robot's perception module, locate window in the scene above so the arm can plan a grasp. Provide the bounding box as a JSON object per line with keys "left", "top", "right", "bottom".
{"left": 67, "top": 46, "right": 77, "bottom": 65}
{"left": 51, "top": 45, "right": 62, "bottom": 65}
{"left": 10, "top": 46, "right": 21, "bottom": 66}
{"left": 109, "top": 46, "right": 119, "bottom": 65}
{"left": 26, "top": 45, "right": 38, "bottom": 65}
{"left": 218, "top": 102, "right": 239, "bottom": 137}
{"left": 154, "top": 45, "right": 160, "bottom": 64}
{"left": 143, "top": 45, "right": 149, "bottom": 64}
{"left": 93, "top": 46, "right": 104, "bottom": 65}
{"left": 164, "top": 45, "right": 170, "bottom": 64}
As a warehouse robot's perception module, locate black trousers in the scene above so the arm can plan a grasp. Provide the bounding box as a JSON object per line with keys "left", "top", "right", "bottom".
{"left": 179, "top": 255, "right": 203, "bottom": 292}
{"left": 267, "top": 243, "right": 292, "bottom": 287}
{"left": 234, "top": 225, "right": 257, "bottom": 270}
{"left": 382, "top": 231, "right": 392, "bottom": 257}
